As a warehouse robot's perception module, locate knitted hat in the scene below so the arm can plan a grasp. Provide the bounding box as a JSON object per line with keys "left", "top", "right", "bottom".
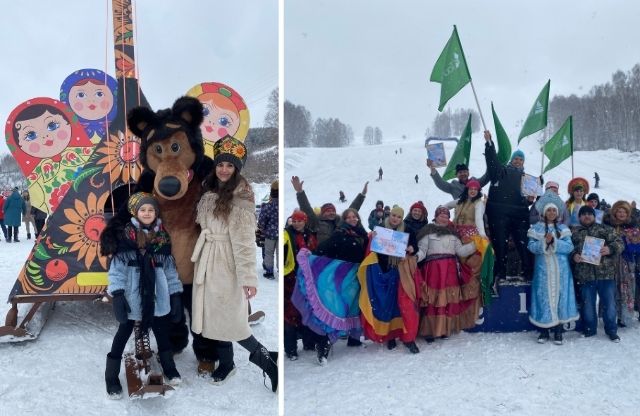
{"left": 320, "top": 203, "right": 336, "bottom": 216}
{"left": 510, "top": 150, "right": 525, "bottom": 161}
{"left": 384, "top": 205, "right": 391, "bottom": 212}
{"left": 213, "top": 135, "right": 247, "bottom": 172}
{"left": 128, "top": 192, "right": 159, "bottom": 217}
{"left": 291, "top": 210, "right": 308, "bottom": 222}
{"left": 390, "top": 205, "right": 404, "bottom": 218}
{"left": 578, "top": 205, "right": 596, "bottom": 217}
{"left": 466, "top": 179, "right": 481, "bottom": 189}
{"left": 545, "top": 181, "right": 559, "bottom": 191}
{"left": 455, "top": 163, "right": 468, "bottom": 173}
{"left": 434, "top": 205, "right": 450, "bottom": 219}
{"left": 586, "top": 193, "right": 600, "bottom": 202}
{"left": 410, "top": 201, "right": 428, "bottom": 217}
{"left": 567, "top": 177, "right": 589, "bottom": 195}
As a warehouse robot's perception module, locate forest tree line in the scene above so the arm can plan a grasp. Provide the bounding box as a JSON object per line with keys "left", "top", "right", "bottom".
{"left": 285, "top": 64, "right": 640, "bottom": 152}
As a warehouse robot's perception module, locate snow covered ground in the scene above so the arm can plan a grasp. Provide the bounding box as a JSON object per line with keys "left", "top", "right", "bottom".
{"left": 0, "top": 191, "right": 278, "bottom": 416}
{"left": 284, "top": 135, "right": 640, "bottom": 415}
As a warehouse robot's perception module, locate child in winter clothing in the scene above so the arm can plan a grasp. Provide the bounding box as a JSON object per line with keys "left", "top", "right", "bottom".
{"left": 105, "top": 192, "right": 183, "bottom": 399}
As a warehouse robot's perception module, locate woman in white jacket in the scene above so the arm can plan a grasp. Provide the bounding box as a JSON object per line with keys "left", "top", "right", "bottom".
{"left": 190, "top": 135, "right": 277, "bottom": 392}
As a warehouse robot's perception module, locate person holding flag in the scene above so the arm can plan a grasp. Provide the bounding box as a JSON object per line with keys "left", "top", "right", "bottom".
{"left": 483, "top": 130, "right": 534, "bottom": 292}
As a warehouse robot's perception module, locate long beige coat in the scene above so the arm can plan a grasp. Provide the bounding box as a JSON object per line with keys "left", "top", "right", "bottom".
{"left": 190, "top": 183, "right": 258, "bottom": 341}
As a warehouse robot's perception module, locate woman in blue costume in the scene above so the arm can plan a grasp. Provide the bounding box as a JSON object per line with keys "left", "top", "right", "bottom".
{"left": 527, "top": 192, "right": 579, "bottom": 345}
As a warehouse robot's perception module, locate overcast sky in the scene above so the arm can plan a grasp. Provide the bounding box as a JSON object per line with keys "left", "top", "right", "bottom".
{"left": 285, "top": 0, "right": 640, "bottom": 143}
{"left": 0, "top": 0, "right": 277, "bottom": 155}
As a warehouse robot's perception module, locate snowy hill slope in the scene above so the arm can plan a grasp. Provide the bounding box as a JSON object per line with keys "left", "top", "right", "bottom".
{"left": 284, "top": 136, "right": 640, "bottom": 415}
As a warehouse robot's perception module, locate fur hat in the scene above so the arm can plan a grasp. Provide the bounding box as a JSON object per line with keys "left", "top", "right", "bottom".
{"left": 291, "top": 210, "right": 308, "bottom": 223}
{"left": 455, "top": 163, "right": 468, "bottom": 173}
{"left": 128, "top": 192, "right": 159, "bottom": 217}
{"left": 568, "top": 177, "right": 589, "bottom": 195}
{"left": 320, "top": 203, "right": 336, "bottom": 216}
{"left": 270, "top": 180, "right": 279, "bottom": 198}
{"left": 578, "top": 205, "right": 596, "bottom": 217}
{"left": 434, "top": 205, "right": 450, "bottom": 219}
{"left": 466, "top": 179, "right": 481, "bottom": 189}
{"left": 213, "top": 135, "right": 247, "bottom": 172}
{"left": 390, "top": 205, "right": 404, "bottom": 218}
{"left": 611, "top": 200, "right": 632, "bottom": 217}
{"left": 587, "top": 193, "right": 600, "bottom": 202}
{"left": 510, "top": 150, "right": 525, "bottom": 161}
{"left": 410, "top": 201, "right": 427, "bottom": 217}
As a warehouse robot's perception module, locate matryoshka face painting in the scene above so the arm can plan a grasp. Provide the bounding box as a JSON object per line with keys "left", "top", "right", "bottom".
{"left": 68, "top": 79, "right": 114, "bottom": 121}
{"left": 14, "top": 106, "right": 72, "bottom": 158}
{"left": 200, "top": 93, "right": 240, "bottom": 143}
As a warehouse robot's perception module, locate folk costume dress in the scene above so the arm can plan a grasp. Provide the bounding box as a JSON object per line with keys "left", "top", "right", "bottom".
{"left": 527, "top": 222, "right": 579, "bottom": 328}
{"left": 414, "top": 223, "right": 478, "bottom": 337}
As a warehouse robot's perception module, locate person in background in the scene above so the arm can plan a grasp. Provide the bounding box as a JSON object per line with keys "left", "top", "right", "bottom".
{"left": 527, "top": 192, "right": 579, "bottom": 345}
{"left": 339, "top": 190, "right": 346, "bottom": 203}
{"left": 0, "top": 194, "right": 7, "bottom": 241}
{"left": 378, "top": 166, "right": 383, "bottom": 181}
{"left": 594, "top": 172, "right": 600, "bottom": 189}
{"left": 571, "top": 205, "right": 624, "bottom": 342}
{"left": 3, "top": 187, "right": 25, "bottom": 243}
{"left": 22, "top": 191, "right": 36, "bottom": 240}
{"left": 31, "top": 206, "right": 47, "bottom": 238}
{"left": 258, "top": 180, "right": 279, "bottom": 280}
{"left": 368, "top": 200, "right": 385, "bottom": 231}
{"left": 415, "top": 174, "right": 419, "bottom": 184}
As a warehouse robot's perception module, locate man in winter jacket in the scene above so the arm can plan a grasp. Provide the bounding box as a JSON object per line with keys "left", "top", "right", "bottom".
{"left": 291, "top": 176, "right": 367, "bottom": 244}
{"left": 571, "top": 205, "right": 624, "bottom": 342}
{"left": 258, "top": 180, "right": 279, "bottom": 279}
{"left": 367, "top": 200, "right": 385, "bottom": 231}
{"left": 484, "top": 131, "right": 533, "bottom": 285}
{"left": 427, "top": 160, "right": 489, "bottom": 200}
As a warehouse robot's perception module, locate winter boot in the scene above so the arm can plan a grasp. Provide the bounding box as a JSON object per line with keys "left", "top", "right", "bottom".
{"left": 553, "top": 325, "right": 564, "bottom": 345}
{"left": 249, "top": 344, "right": 278, "bottom": 393}
{"left": 387, "top": 339, "right": 397, "bottom": 350}
{"left": 27, "top": 233, "right": 31, "bottom": 240}
{"left": 158, "top": 350, "right": 182, "bottom": 385}
{"left": 404, "top": 341, "right": 420, "bottom": 354}
{"left": 13, "top": 229, "right": 19, "bottom": 242}
{"left": 6, "top": 228, "right": 11, "bottom": 243}
{"left": 197, "top": 359, "right": 216, "bottom": 377}
{"left": 537, "top": 329, "right": 550, "bottom": 344}
{"left": 263, "top": 269, "right": 275, "bottom": 280}
{"left": 346, "top": 336, "right": 362, "bottom": 347}
{"left": 211, "top": 343, "right": 236, "bottom": 385}
{"left": 315, "top": 339, "right": 331, "bottom": 366}
{"left": 105, "top": 353, "right": 123, "bottom": 399}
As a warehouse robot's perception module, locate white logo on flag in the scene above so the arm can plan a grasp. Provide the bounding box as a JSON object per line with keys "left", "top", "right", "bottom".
{"left": 534, "top": 100, "right": 544, "bottom": 115}
{"left": 561, "top": 135, "right": 569, "bottom": 147}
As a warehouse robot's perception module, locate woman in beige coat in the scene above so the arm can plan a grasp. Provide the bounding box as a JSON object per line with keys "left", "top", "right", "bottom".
{"left": 190, "top": 135, "right": 277, "bottom": 392}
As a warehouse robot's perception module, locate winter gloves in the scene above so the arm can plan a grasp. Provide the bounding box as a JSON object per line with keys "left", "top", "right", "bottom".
{"left": 111, "top": 290, "right": 131, "bottom": 324}
{"left": 169, "top": 293, "right": 183, "bottom": 323}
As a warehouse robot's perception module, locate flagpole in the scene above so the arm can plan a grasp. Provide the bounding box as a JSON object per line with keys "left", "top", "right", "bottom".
{"left": 540, "top": 127, "right": 546, "bottom": 176}
{"left": 469, "top": 80, "right": 487, "bottom": 131}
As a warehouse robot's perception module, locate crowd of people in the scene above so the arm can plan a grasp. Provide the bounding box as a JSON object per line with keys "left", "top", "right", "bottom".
{"left": 284, "top": 129, "right": 640, "bottom": 366}
{"left": 0, "top": 187, "right": 47, "bottom": 242}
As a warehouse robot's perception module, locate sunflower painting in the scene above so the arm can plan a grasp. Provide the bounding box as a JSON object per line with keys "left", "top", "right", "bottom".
{"left": 95, "top": 130, "right": 143, "bottom": 185}
{"left": 60, "top": 192, "right": 110, "bottom": 270}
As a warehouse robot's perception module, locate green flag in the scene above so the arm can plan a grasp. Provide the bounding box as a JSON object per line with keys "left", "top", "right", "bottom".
{"left": 491, "top": 102, "right": 512, "bottom": 165}
{"left": 442, "top": 114, "right": 472, "bottom": 180}
{"left": 543, "top": 116, "right": 573, "bottom": 173}
{"left": 430, "top": 26, "right": 471, "bottom": 112}
{"left": 518, "top": 79, "right": 550, "bottom": 142}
